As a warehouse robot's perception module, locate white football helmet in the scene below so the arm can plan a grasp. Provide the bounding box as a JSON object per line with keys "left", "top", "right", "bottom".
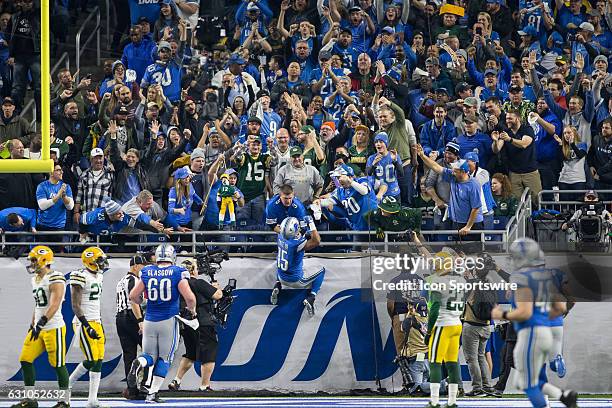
{"left": 279, "top": 217, "right": 301, "bottom": 240}
{"left": 155, "top": 243, "right": 176, "bottom": 264}
{"left": 509, "top": 238, "right": 545, "bottom": 269}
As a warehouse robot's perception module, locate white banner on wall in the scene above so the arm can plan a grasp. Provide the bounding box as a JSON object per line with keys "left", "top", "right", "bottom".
{"left": 0, "top": 255, "right": 610, "bottom": 393}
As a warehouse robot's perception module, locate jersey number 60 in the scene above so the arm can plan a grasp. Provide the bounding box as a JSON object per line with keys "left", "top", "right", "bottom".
{"left": 147, "top": 278, "right": 172, "bottom": 302}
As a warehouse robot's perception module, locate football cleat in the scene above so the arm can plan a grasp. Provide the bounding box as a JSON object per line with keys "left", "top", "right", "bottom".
{"left": 270, "top": 282, "right": 281, "bottom": 305}
{"left": 167, "top": 379, "right": 180, "bottom": 391}
{"left": 9, "top": 400, "right": 38, "bottom": 408}
{"left": 560, "top": 390, "right": 578, "bottom": 408}
{"left": 198, "top": 386, "right": 214, "bottom": 392}
{"left": 303, "top": 294, "right": 316, "bottom": 316}
{"left": 126, "top": 360, "right": 141, "bottom": 390}
{"left": 145, "top": 393, "right": 163, "bottom": 404}
{"left": 555, "top": 354, "right": 567, "bottom": 378}
{"left": 424, "top": 403, "right": 441, "bottom": 408}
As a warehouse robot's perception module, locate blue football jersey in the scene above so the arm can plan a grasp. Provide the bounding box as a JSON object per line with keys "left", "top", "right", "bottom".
{"left": 510, "top": 266, "right": 557, "bottom": 332}
{"left": 141, "top": 264, "right": 189, "bottom": 322}
{"left": 36, "top": 180, "right": 73, "bottom": 228}
{"left": 277, "top": 234, "right": 308, "bottom": 282}
{"left": 141, "top": 61, "right": 182, "bottom": 102}
{"left": 80, "top": 207, "right": 133, "bottom": 235}
{"left": 325, "top": 91, "right": 358, "bottom": 121}
{"left": 331, "top": 177, "right": 377, "bottom": 231}
{"left": 366, "top": 153, "right": 401, "bottom": 197}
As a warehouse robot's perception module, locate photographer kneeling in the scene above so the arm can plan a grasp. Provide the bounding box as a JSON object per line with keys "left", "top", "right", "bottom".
{"left": 168, "top": 259, "right": 223, "bottom": 392}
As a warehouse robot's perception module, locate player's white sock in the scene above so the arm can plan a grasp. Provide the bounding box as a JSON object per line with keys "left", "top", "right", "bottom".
{"left": 544, "top": 394, "right": 551, "bottom": 408}
{"left": 88, "top": 371, "right": 101, "bottom": 404}
{"left": 149, "top": 375, "right": 164, "bottom": 394}
{"left": 448, "top": 383, "right": 458, "bottom": 405}
{"left": 69, "top": 362, "right": 88, "bottom": 388}
{"left": 173, "top": 376, "right": 181, "bottom": 385}
{"left": 542, "top": 383, "right": 562, "bottom": 399}
{"left": 430, "top": 383, "right": 440, "bottom": 405}
{"left": 25, "top": 385, "right": 35, "bottom": 395}
{"left": 62, "top": 388, "right": 71, "bottom": 403}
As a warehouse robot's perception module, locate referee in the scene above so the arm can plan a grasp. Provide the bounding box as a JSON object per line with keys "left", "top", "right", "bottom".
{"left": 116, "top": 254, "right": 148, "bottom": 398}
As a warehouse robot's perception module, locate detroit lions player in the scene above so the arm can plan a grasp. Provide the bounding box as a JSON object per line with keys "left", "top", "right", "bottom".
{"left": 128, "top": 244, "right": 196, "bottom": 403}
{"left": 548, "top": 267, "right": 567, "bottom": 378}
{"left": 271, "top": 216, "right": 323, "bottom": 316}
{"left": 491, "top": 238, "right": 577, "bottom": 408}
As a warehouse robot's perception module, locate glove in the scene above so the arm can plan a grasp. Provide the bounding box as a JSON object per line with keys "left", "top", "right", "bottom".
{"left": 79, "top": 316, "right": 100, "bottom": 340}
{"left": 303, "top": 215, "right": 316, "bottom": 232}
{"left": 180, "top": 308, "right": 196, "bottom": 320}
{"left": 30, "top": 316, "right": 48, "bottom": 341}
{"left": 424, "top": 332, "right": 431, "bottom": 346}
{"left": 376, "top": 227, "right": 385, "bottom": 240}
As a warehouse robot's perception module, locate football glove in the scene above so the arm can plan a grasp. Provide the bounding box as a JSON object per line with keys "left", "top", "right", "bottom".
{"left": 30, "top": 316, "right": 48, "bottom": 341}
{"left": 376, "top": 228, "right": 385, "bottom": 240}
{"left": 79, "top": 315, "right": 100, "bottom": 340}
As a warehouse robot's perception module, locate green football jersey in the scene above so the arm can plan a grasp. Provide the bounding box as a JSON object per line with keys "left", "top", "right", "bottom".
{"left": 236, "top": 153, "right": 272, "bottom": 202}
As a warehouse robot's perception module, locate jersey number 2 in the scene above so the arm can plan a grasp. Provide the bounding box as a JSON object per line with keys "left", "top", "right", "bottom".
{"left": 147, "top": 278, "right": 172, "bottom": 302}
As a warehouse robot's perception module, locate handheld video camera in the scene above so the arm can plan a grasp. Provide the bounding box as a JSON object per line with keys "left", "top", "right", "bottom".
{"left": 194, "top": 249, "right": 229, "bottom": 282}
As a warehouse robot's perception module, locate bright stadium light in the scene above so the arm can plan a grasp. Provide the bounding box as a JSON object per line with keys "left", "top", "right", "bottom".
{"left": 0, "top": 0, "right": 52, "bottom": 174}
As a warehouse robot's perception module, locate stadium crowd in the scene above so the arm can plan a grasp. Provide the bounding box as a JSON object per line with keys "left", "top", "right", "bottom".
{"left": 0, "top": 0, "right": 611, "bottom": 251}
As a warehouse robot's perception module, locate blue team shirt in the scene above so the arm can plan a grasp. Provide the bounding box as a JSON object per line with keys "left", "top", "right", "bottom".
{"left": 441, "top": 168, "right": 483, "bottom": 224}
{"left": 510, "top": 266, "right": 558, "bottom": 331}
{"left": 80, "top": 207, "right": 135, "bottom": 235}
{"left": 141, "top": 264, "right": 189, "bottom": 322}
{"left": 141, "top": 61, "right": 183, "bottom": 102}
{"left": 366, "top": 153, "right": 401, "bottom": 198}
{"left": 332, "top": 43, "right": 360, "bottom": 70}
{"left": 36, "top": 180, "right": 73, "bottom": 228}
{"left": 128, "top": 0, "right": 160, "bottom": 25}
{"left": 331, "top": 177, "right": 377, "bottom": 231}
{"left": 277, "top": 234, "right": 308, "bottom": 282}
{"left": 309, "top": 67, "right": 346, "bottom": 100}
{"left": 0, "top": 207, "right": 37, "bottom": 231}
{"left": 265, "top": 195, "right": 307, "bottom": 228}
{"left": 341, "top": 20, "right": 370, "bottom": 53}
{"left": 168, "top": 184, "right": 204, "bottom": 226}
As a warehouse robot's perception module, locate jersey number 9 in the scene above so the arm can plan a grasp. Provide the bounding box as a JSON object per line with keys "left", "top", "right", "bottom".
{"left": 147, "top": 278, "right": 172, "bottom": 302}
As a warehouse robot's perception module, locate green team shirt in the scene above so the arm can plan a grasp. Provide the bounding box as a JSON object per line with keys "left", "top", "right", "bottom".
{"left": 364, "top": 208, "right": 423, "bottom": 232}
{"left": 303, "top": 147, "right": 325, "bottom": 171}
{"left": 218, "top": 184, "right": 236, "bottom": 198}
{"left": 348, "top": 145, "right": 375, "bottom": 175}
{"left": 237, "top": 153, "right": 273, "bottom": 202}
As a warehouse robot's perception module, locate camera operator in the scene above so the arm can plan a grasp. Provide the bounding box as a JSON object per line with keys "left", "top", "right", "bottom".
{"left": 168, "top": 258, "right": 223, "bottom": 392}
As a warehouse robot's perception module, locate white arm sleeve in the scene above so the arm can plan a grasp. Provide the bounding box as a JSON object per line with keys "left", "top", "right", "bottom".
{"left": 64, "top": 196, "right": 75, "bottom": 211}
{"left": 38, "top": 198, "right": 55, "bottom": 211}
{"left": 351, "top": 180, "right": 369, "bottom": 195}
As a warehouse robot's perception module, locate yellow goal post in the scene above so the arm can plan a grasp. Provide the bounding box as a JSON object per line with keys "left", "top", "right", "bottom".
{"left": 0, "top": 0, "right": 52, "bottom": 173}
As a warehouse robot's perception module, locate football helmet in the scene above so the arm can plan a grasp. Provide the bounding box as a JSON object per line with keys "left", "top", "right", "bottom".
{"left": 27, "top": 246, "right": 54, "bottom": 274}
{"left": 509, "top": 238, "right": 545, "bottom": 269}
{"left": 155, "top": 243, "right": 176, "bottom": 264}
{"left": 279, "top": 217, "right": 301, "bottom": 240}
{"left": 81, "top": 247, "right": 109, "bottom": 272}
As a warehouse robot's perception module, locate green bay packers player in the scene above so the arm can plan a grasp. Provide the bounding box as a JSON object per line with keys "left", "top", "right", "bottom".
{"left": 67, "top": 247, "right": 108, "bottom": 408}
{"left": 425, "top": 251, "right": 466, "bottom": 408}
{"left": 12, "top": 246, "right": 71, "bottom": 408}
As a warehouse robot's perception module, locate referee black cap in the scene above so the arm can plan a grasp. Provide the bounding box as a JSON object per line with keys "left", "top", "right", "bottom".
{"left": 130, "top": 254, "right": 148, "bottom": 267}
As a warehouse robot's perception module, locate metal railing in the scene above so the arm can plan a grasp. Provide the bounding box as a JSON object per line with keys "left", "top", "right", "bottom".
{"left": 75, "top": 6, "right": 101, "bottom": 84}
{"left": 538, "top": 190, "right": 612, "bottom": 213}
{"left": 105, "top": 0, "right": 111, "bottom": 49}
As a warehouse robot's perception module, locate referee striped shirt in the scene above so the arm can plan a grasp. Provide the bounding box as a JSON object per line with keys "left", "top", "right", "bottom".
{"left": 116, "top": 273, "right": 138, "bottom": 314}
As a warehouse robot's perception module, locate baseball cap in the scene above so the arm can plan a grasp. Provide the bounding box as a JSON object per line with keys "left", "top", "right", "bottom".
{"left": 425, "top": 56, "right": 440, "bottom": 66}
{"left": 463, "top": 96, "right": 479, "bottom": 107}
{"left": 354, "top": 124, "right": 370, "bottom": 134}
{"left": 349, "top": 6, "right": 362, "bottom": 13}
{"left": 486, "top": 0, "right": 501, "bottom": 3}
{"left": 455, "top": 82, "right": 471, "bottom": 94}
{"left": 174, "top": 167, "right": 191, "bottom": 180}
{"left": 147, "top": 101, "right": 160, "bottom": 110}
{"left": 225, "top": 168, "right": 238, "bottom": 176}
{"left": 256, "top": 89, "right": 270, "bottom": 99}
{"left": 130, "top": 254, "right": 148, "bottom": 266}
{"left": 450, "top": 159, "right": 470, "bottom": 172}
{"left": 247, "top": 115, "right": 262, "bottom": 124}
{"left": 435, "top": 87, "right": 449, "bottom": 95}
{"left": 509, "top": 85, "right": 523, "bottom": 93}
{"left": 90, "top": 148, "right": 104, "bottom": 157}
{"left": 374, "top": 132, "right": 389, "bottom": 146}
{"left": 300, "top": 125, "right": 315, "bottom": 133}
{"left": 579, "top": 22, "right": 595, "bottom": 32}
{"left": 247, "top": 1, "right": 260, "bottom": 11}
{"left": 290, "top": 146, "right": 303, "bottom": 157}
{"left": 464, "top": 151, "right": 479, "bottom": 163}
{"left": 228, "top": 53, "right": 246, "bottom": 65}
{"left": 463, "top": 114, "right": 479, "bottom": 123}
{"left": 484, "top": 68, "right": 497, "bottom": 77}
{"left": 379, "top": 196, "right": 401, "bottom": 213}
{"left": 2, "top": 96, "right": 15, "bottom": 106}
{"left": 445, "top": 141, "right": 460, "bottom": 155}
{"left": 340, "top": 27, "right": 352, "bottom": 35}
{"left": 113, "top": 105, "right": 129, "bottom": 116}
{"left": 157, "top": 41, "right": 172, "bottom": 51}
{"left": 250, "top": 135, "right": 262, "bottom": 143}
{"left": 517, "top": 26, "right": 537, "bottom": 36}
{"left": 137, "top": 16, "right": 150, "bottom": 24}
{"left": 381, "top": 26, "right": 395, "bottom": 35}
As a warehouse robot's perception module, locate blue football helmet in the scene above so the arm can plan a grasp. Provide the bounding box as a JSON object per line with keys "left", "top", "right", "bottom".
{"left": 279, "top": 217, "right": 301, "bottom": 240}
{"left": 155, "top": 243, "right": 176, "bottom": 264}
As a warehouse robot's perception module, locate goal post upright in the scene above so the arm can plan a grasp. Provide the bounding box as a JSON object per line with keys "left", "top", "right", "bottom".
{"left": 0, "top": 0, "right": 53, "bottom": 173}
